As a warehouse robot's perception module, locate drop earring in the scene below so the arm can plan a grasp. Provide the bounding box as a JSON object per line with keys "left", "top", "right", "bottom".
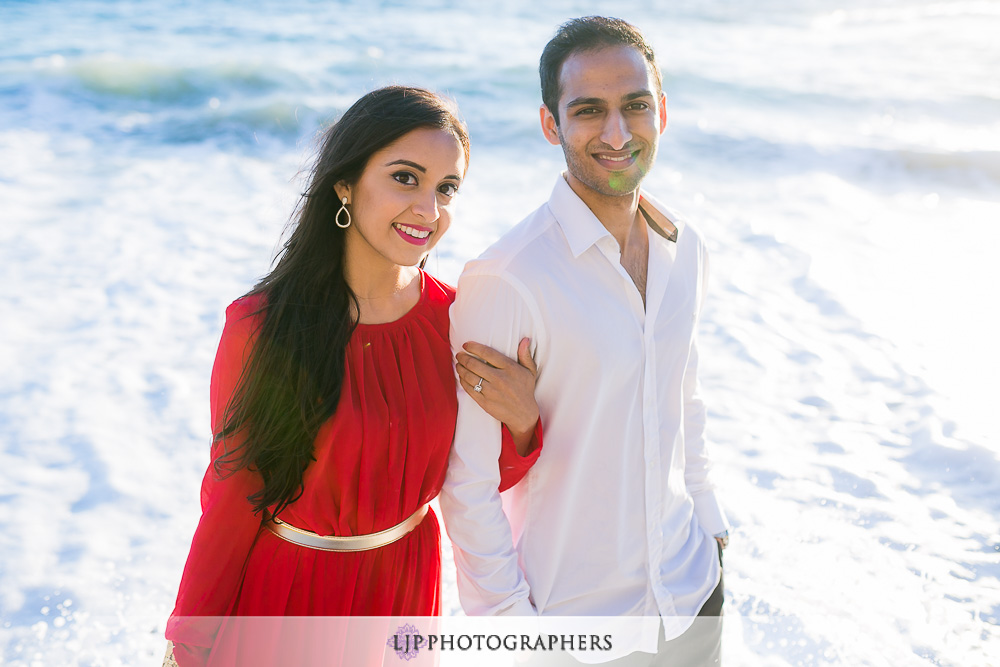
{"left": 335, "top": 196, "right": 351, "bottom": 229}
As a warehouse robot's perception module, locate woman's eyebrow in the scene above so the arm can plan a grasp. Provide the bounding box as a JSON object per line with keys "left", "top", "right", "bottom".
{"left": 385, "top": 159, "right": 427, "bottom": 172}
{"left": 386, "top": 159, "right": 461, "bottom": 182}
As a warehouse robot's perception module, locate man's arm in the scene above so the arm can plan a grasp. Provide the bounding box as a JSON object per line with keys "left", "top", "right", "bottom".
{"left": 683, "top": 251, "right": 730, "bottom": 539}
{"left": 439, "top": 271, "right": 538, "bottom": 616}
{"left": 682, "top": 337, "right": 730, "bottom": 537}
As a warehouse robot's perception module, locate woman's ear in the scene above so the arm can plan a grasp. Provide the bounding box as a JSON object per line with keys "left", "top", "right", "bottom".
{"left": 333, "top": 181, "right": 350, "bottom": 204}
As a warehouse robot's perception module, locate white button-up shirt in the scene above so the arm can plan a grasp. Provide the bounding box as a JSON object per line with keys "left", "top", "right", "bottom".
{"left": 440, "top": 175, "right": 729, "bottom": 642}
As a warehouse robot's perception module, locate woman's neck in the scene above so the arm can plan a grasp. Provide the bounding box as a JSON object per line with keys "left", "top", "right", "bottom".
{"left": 343, "top": 256, "right": 420, "bottom": 325}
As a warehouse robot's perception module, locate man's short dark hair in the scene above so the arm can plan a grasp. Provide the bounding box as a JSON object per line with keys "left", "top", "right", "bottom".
{"left": 539, "top": 16, "right": 662, "bottom": 126}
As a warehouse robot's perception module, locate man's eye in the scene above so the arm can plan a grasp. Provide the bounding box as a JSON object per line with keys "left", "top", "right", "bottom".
{"left": 626, "top": 102, "right": 650, "bottom": 111}
{"left": 576, "top": 108, "right": 601, "bottom": 116}
{"left": 392, "top": 171, "right": 417, "bottom": 186}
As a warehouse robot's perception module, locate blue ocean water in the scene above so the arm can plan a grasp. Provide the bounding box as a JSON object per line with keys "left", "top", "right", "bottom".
{"left": 5, "top": 1, "right": 998, "bottom": 193}
{"left": 4, "top": 1, "right": 994, "bottom": 160}
{"left": 8, "top": 0, "right": 998, "bottom": 436}
{"left": 2, "top": 1, "right": 1000, "bottom": 664}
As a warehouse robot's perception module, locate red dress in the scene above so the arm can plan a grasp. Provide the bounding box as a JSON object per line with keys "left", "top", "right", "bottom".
{"left": 166, "top": 272, "right": 541, "bottom": 666}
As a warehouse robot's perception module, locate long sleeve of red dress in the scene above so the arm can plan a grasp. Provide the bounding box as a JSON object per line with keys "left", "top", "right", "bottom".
{"left": 498, "top": 421, "right": 543, "bottom": 493}
{"left": 166, "top": 275, "right": 542, "bottom": 666}
{"left": 166, "top": 297, "right": 266, "bottom": 666}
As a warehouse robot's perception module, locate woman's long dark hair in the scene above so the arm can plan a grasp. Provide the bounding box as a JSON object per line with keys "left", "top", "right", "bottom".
{"left": 214, "top": 86, "right": 470, "bottom": 516}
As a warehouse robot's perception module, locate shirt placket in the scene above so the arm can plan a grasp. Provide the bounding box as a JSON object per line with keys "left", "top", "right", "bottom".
{"left": 596, "top": 237, "right": 645, "bottom": 329}
{"left": 644, "top": 234, "right": 677, "bottom": 618}
{"left": 596, "top": 236, "right": 672, "bottom": 616}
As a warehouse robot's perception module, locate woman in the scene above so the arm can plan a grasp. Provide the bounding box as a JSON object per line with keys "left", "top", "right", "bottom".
{"left": 165, "top": 86, "right": 541, "bottom": 666}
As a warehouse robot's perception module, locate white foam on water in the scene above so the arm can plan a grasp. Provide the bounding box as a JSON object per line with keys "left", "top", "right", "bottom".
{"left": 2, "top": 1, "right": 999, "bottom": 665}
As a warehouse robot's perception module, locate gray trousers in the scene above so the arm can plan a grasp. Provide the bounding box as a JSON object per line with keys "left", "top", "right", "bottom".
{"left": 527, "top": 546, "right": 724, "bottom": 667}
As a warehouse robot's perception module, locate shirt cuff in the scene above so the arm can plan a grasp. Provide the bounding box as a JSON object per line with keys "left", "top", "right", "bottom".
{"left": 498, "top": 420, "right": 544, "bottom": 493}
{"left": 692, "top": 490, "right": 730, "bottom": 537}
{"left": 495, "top": 596, "right": 538, "bottom": 616}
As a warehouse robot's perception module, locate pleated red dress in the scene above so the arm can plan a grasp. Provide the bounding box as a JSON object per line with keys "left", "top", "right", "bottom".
{"left": 166, "top": 272, "right": 540, "bottom": 666}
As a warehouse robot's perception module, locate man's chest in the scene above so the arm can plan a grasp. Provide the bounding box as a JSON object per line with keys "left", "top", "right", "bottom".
{"left": 532, "top": 251, "right": 698, "bottom": 375}
{"left": 620, "top": 240, "right": 648, "bottom": 304}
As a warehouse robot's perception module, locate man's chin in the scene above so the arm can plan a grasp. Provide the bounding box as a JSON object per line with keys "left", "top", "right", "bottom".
{"left": 605, "top": 170, "right": 645, "bottom": 195}
{"left": 585, "top": 173, "right": 644, "bottom": 198}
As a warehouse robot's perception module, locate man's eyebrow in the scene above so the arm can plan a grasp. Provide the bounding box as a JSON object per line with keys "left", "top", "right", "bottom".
{"left": 565, "top": 96, "right": 606, "bottom": 109}
{"left": 565, "top": 90, "right": 655, "bottom": 109}
{"left": 622, "top": 89, "right": 655, "bottom": 102}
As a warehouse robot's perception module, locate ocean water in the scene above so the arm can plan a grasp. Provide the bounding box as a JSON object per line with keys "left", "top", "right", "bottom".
{"left": 2, "top": 1, "right": 998, "bottom": 665}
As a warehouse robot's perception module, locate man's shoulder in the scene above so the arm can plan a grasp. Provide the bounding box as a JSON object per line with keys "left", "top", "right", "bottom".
{"left": 641, "top": 190, "right": 707, "bottom": 251}
{"left": 462, "top": 201, "right": 562, "bottom": 281}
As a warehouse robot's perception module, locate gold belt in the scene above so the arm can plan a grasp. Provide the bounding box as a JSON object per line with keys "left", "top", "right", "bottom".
{"left": 264, "top": 504, "right": 429, "bottom": 553}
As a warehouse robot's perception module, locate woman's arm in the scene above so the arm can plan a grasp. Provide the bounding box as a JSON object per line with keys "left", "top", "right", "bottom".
{"left": 455, "top": 337, "right": 539, "bottom": 454}
{"left": 498, "top": 420, "right": 543, "bottom": 493}
{"left": 455, "top": 338, "right": 543, "bottom": 490}
{"left": 165, "top": 299, "right": 266, "bottom": 666}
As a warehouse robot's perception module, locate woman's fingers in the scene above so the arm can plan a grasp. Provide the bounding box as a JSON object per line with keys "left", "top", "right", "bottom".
{"left": 457, "top": 367, "right": 488, "bottom": 401}
{"left": 456, "top": 361, "right": 484, "bottom": 388}
{"left": 462, "top": 338, "right": 536, "bottom": 376}
{"left": 457, "top": 339, "right": 538, "bottom": 433}
{"left": 456, "top": 351, "right": 498, "bottom": 383}
{"left": 462, "top": 341, "right": 512, "bottom": 370}
{"left": 516, "top": 338, "right": 537, "bottom": 375}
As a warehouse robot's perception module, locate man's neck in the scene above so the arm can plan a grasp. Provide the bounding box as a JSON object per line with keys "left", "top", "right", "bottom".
{"left": 564, "top": 172, "right": 649, "bottom": 305}
{"left": 564, "top": 172, "right": 640, "bottom": 249}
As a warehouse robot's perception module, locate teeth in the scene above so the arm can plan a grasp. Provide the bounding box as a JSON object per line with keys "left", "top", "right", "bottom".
{"left": 393, "top": 223, "right": 430, "bottom": 239}
{"left": 599, "top": 154, "right": 632, "bottom": 162}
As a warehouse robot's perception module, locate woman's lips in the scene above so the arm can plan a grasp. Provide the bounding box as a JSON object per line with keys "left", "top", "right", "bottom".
{"left": 392, "top": 222, "right": 432, "bottom": 246}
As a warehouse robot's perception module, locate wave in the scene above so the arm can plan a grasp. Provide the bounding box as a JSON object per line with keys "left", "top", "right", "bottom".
{"left": 4, "top": 55, "right": 338, "bottom": 146}
{"left": 101, "top": 99, "right": 322, "bottom": 148}
{"left": 673, "top": 129, "right": 1000, "bottom": 188}
{"left": 813, "top": 1, "right": 1000, "bottom": 28}
{"left": 29, "top": 54, "right": 305, "bottom": 105}
{"left": 894, "top": 148, "right": 1000, "bottom": 185}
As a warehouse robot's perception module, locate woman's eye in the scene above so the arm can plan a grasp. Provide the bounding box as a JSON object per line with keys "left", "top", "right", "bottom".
{"left": 438, "top": 182, "right": 459, "bottom": 197}
{"left": 392, "top": 171, "right": 417, "bottom": 186}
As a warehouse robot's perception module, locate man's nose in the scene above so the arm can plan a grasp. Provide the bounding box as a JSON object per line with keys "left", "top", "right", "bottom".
{"left": 600, "top": 110, "right": 632, "bottom": 150}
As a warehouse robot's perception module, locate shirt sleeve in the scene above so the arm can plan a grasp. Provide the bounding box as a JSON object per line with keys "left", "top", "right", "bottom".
{"left": 439, "top": 272, "right": 538, "bottom": 616}
{"left": 498, "top": 420, "right": 543, "bottom": 493}
{"left": 166, "top": 301, "right": 266, "bottom": 666}
{"left": 683, "top": 251, "right": 730, "bottom": 537}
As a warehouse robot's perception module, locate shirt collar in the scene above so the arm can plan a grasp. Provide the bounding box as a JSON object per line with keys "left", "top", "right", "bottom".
{"left": 548, "top": 173, "right": 612, "bottom": 258}
{"left": 547, "top": 173, "right": 686, "bottom": 259}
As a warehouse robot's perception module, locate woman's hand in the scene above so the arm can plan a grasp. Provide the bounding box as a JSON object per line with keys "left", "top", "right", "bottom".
{"left": 456, "top": 338, "right": 539, "bottom": 453}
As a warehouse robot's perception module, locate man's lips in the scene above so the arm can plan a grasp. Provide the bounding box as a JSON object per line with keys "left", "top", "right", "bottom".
{"left": 592, "top": 150, "right": 639, "bottom": 170}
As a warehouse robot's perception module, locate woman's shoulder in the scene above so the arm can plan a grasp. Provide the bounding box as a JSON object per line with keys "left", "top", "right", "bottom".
{"left": 220, "top": 292, "right": 267, "bottom": 346}
{"left": 226, "top": 291, "right": 267, "bottom": 321}
{"left": 422, "top": 271, "right": 456, "bottom": 306}
{"left": 415, "top": 271, "right": 455, "bottom": 335}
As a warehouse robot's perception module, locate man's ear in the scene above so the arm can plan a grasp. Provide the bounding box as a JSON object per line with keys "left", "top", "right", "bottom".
{"left": 658, "top": 92, "right": 668, "bottom": 136}
{"left": 540, "top": 105, "right": 561, "bottom": 146}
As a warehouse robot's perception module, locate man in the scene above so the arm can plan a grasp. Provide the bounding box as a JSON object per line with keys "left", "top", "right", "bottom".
{"left": 440, "top": 16, "right": 730, "bottom": 665}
